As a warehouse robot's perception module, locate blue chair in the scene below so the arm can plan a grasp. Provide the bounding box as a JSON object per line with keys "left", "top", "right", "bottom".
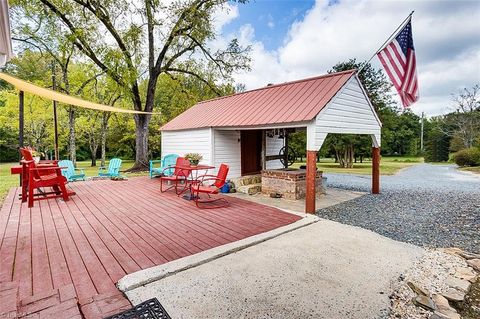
{"left": 98, "top": 158, "right": 122, "bottom": 177}
{"left": 149, "top": 154, "right": 179, "bottom": 178}
{"left": 58, "top": 160, "right": 86, "bottom": 182}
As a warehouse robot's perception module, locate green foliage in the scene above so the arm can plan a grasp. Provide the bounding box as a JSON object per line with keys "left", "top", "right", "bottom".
{"left": 184, "top": 153, "right": 203, "bottom": 164}
{"left": 10, "top": 0, "right": 252, "bottom": 168}
{"left": 452, "top": 147, "right": 480, "bottom": 167}
{"left": 289, "top": 130, "right": 306, "bottom": 160}
{"left": 423, "top": 117, "right": 450, "bottom": 162}
{"left": 382, "top": 109, "right": 421, "bottom": 155}
{"left": 423, "top": 84, "right": 479, "bottom": 162}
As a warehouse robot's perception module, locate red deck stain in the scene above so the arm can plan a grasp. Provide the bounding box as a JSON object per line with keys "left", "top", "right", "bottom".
{"left": 0, "top": 177, "right": 300, "bottom": 318}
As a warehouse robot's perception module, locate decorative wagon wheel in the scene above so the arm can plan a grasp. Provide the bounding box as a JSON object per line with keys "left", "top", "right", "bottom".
{"left": 279, "top": 146, "right": 296, "bottom": 167}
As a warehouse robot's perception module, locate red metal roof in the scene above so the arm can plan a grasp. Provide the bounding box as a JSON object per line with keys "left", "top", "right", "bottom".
{"left": 161, "top": 70, "right": 356, "bottom": 131}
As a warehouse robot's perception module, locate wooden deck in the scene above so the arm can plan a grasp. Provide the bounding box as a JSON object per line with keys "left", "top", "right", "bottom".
{"left": 0, "top": 177, "right": 301, "bottom": 318}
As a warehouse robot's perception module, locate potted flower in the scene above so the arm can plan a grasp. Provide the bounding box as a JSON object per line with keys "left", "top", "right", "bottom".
{"left": 185, "top": 153, "right": 203, "bottom": 166}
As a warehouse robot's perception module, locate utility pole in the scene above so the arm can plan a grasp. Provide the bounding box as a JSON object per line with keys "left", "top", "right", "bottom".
{"left": 420, "top": 111, "right": 424, "bottom": 152}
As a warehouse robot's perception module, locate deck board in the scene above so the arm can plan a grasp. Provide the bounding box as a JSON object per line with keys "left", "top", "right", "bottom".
{"left": 0, "top": 176, "right": 301, "bottom": 318}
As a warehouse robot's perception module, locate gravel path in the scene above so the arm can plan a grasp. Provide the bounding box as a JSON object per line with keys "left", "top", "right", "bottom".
{"left": 317, "top": 164, "right": 480, "bottom": 253}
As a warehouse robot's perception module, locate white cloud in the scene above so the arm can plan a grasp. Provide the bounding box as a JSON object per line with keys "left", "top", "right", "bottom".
{"left": 225, "top": 0, "right": 480, "bottom": 116}
{"left": 267, "top": 14, "right": 275, "bottom": 29}
{"left": 234, "top": 24, "right": 290, "bottom": 88}
{"left": 212, "top": 3, "right": 239, "bottom": 32}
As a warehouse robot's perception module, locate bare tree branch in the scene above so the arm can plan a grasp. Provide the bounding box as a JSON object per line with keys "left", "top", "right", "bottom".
{"left": 166, "top": 67, "right": 221, "bottom": 95}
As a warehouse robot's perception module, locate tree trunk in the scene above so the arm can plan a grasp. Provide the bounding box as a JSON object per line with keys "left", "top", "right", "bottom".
{"left": 90, "top": 142, "right": 98, "bottom": 166}
{"left": 68, "top": 107, "right": 76, "bottom": 165}
{"left": 132, "top": 114, "right": 152, "bottom": 170}
{"left": 100, "top": 112, "right": 109, "bottom": 167}
{"left": 91, "top": 152, "right": 97, "bottom": 166}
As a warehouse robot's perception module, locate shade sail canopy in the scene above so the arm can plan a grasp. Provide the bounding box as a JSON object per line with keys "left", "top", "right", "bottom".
{"left": 0, "top": 72, "right": 156, "bottom": 114}
{"left": 0, "top": 0, "right": 13, "bottom": 66}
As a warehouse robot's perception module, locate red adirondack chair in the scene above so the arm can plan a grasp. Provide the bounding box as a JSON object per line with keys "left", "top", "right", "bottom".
{"left": 22, "top": 159, "right": 70, "bottom": 208}
{"left": 160, "top": 157, "right": 192, "bottom": 194}
{"left": 19, "top": 147, "right": 61, "bottom": 201}
{"left": 191, "top": 164, "right": 229, "bottom": 209}
{"left": 20, "top": 147, "right": 58, "bottom": 167}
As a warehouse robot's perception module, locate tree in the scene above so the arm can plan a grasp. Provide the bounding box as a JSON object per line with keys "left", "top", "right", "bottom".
{"left": 11, "top": 5, "right": 81, "bottom": 164}
{"left": 150, "top": 73, "right": 235, "bottom": 158}
{"left": 385, "top": 110, "right": 421, "bottom": 155}
{"left": 28, "top": 0, "right": 251, "bottom": 169}
{"left": 1, "top": 51, "right": 68, "bottom": 159}
{"left": 77, "top": 111, "right": 101, "bottom": 166}
{"left": 424, "top": 117, "right": 450, "bottom": 162}
{"left": 443, "top": 84, "right": 480, "bottom": 149}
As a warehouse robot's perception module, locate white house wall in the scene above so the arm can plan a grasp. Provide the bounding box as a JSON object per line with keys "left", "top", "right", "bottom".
{"left": 213, "top": 130, "right": 241, "bottom": 178}
{"left": 161, "top": 128, "right": 212, "bottom": 165}
{"left": 314, "top": 76, "right": 382, "bottom": 149}
{"left": 266, "top": 134, "right": 284, "bottom": 169}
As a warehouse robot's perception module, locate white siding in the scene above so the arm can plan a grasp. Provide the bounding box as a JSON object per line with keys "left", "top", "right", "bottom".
{"left": 266, "top": 135, "right": 284, "bottom": 169}
{"left": 161, "top": 128, "right": 213, "bottom": 165}
{"left": 213, "top": 130, "right": 241, "bottom": 178}
{"left": 314, "top": 76, "right": 381, "bottom": 149}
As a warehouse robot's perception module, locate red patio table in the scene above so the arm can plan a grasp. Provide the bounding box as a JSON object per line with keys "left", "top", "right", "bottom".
{"left": 174, "top": 164, "right": 215, "bottom": 199}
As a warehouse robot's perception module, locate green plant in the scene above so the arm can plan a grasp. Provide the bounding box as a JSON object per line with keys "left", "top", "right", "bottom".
{"left": 184, "top": 153, "right": 203, "bottom": 165}
{"left": 452, "top": 148, "right": 480, "bottom": 166}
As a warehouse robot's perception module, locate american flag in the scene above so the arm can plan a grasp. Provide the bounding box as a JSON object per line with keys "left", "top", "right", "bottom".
{"left": 377, "top": 19, "right": 419, "bottom": 107}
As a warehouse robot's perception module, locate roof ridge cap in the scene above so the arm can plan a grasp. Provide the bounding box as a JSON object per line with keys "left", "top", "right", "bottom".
{"left": 196, "top": 69, "right": 356, "bottom": 105}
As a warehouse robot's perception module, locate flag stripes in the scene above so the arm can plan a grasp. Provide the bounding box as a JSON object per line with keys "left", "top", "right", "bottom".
{"left": 377, "top": 19, "right": 419, "bottom": 107}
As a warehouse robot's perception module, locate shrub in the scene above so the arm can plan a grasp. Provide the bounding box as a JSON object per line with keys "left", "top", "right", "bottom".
{"left": 452, "top": 148, "right": 480, "bottom": 166}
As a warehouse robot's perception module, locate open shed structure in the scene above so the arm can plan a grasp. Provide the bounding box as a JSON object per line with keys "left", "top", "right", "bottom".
{"left": 161, "top": 69, "right": 382, "bottom": 213}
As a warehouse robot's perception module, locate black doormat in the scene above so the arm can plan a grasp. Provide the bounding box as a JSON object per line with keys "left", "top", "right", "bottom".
{"left": 104, "top": 298, "right": 172, "bottom": 319}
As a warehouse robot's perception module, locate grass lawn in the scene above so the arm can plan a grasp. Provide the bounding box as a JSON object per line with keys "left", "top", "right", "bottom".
{"left": 0, "top": 160, "right": 147, "bottom": 206}
{"left": 291, "top": 156, "right": 424, "bottom": 175}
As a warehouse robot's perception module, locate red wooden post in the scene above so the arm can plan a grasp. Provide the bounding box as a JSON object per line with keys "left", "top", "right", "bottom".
{"left": 372, "top": 147, "right": 380, "bottom": 194}
{"left": 305, "top": 150, "right": 317, "bottom": 214}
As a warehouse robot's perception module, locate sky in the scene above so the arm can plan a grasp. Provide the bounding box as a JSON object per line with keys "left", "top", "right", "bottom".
{"left": 213, "top": 0, "right": 480, "bottom": 117}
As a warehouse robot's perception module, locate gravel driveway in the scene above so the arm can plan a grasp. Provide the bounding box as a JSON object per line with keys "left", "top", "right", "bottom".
{"left": 317, "top": 164, "right": 480, "bottom": 253}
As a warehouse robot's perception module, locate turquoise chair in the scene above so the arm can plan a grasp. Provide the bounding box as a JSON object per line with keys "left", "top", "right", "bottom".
{"left": 58, "top": 160, "right": 86, "bottom": 182}
{"left": 149, "top": 154, "right": 179, "bottom": 178}
{"left": 98, "top": 158, "right": 122, "bottom": 177}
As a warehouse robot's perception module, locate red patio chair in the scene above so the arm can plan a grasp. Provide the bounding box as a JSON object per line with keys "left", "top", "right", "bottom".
{"left": 160, "top": 157, "right": 192, "bottom": 194}
{"left": 20, "top": 147, "right": 58, "bottom": 167}
{"left": 19, "top": 147, "right": 60, "bottom": 201}
{"left": 22, "top": 160, "right": 70, "bottom": 208}
{"left": 191, "top": 164, "right": 229, "bottom": 209}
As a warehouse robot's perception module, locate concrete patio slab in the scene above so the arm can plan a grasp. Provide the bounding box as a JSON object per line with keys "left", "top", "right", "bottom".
{"left": 227, "top": 187, "right": 366, "bottom": 213}
{"left": 124, "top": 219, "right": 424, "bottom": 319}
{"left": 117, "top": 211, "right": 318, "bottom": 292}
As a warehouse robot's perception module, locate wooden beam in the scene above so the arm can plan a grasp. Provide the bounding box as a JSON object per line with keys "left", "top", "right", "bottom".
{"left": 284, "top": 130, "right": 289, "bottom": 168}
{"left": 52, "top": 66, "right": 59, "bottom": 160}
{"left": 305, "top": 150, "right": 317, "bottom": 214}
{"left": 18, "top": 90, "right": 25, "bottom": 185}
{"left": 372, "top": 147, "right": 380, "bottom": 194}
{"left": 265, "top": 155, "right": 283, "bottom": 161}
{"left": 18, "top": 91, "right": 24, "bottom": 150}
{"left": 261, "top": 130, "right": 266, "bottom": 170}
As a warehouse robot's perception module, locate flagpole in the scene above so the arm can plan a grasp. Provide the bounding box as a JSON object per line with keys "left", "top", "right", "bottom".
{"left": 357, "top": 10, "right": 414, "bottom": 74}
